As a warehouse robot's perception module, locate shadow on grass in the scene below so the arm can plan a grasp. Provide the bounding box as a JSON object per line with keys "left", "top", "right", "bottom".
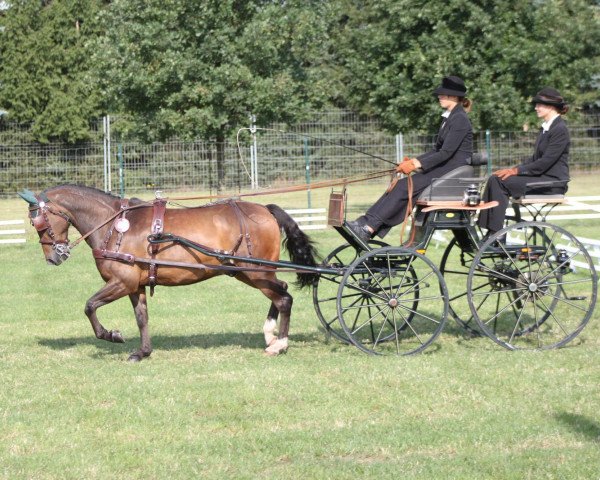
{"left": 37, "top": 331, "right": 323, "bottom": 357}
{"left": 555, "top": 412, "right": 600, "bottom": 443}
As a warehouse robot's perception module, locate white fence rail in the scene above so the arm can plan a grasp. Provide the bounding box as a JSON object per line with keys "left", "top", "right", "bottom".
{"left": 286, "top": 208, "right": 327, "bottom": 231}
{"left": 0, "top": 219, "right": 26, "bottom": 244}
{"left": 519, "top": 196, "right": 600, "bottom": 222}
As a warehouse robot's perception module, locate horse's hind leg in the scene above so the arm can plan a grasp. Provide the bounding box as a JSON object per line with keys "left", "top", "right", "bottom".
{"left": 263, "top": 281, "right": 292, "bottom": 356}
{"left": 263, "top": 281, "right": 288, "bottom": 347}
{"left": 84, "top": 281, "right": 130, "bottom": 344}
{"left": 263, "top": 303, "right": 278, "bottom": 347}
{"left": 128, "top": 287, "right": 152, "bottom": 362}
{"left": 237, "top": 274, "right": 292, "bottom": 355}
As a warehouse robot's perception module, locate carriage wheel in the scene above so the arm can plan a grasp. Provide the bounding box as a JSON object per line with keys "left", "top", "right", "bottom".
{"left": 337, "top": 247, "right": 448, "bottom": 355}
{"left": 313, "top": 240, "right": 387, "bottom": 343}
{"left": 439, "top": 237, "right": 482, "bottom": 335}
{"left": 467, "top": 222, "right": 597, "bottom": 350}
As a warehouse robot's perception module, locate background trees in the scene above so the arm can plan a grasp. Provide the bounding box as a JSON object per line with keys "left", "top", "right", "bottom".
{"left": 92, "top": 0, "right": 335, "bottom": 189}
{"left": 0, "top": 0, "right": 105, "bottom": 142}
{"left": 0, "top": 0, "right": 598, "bottom": 146}
{"left": 332, "top": 0, "right": 600, "bottom": 132}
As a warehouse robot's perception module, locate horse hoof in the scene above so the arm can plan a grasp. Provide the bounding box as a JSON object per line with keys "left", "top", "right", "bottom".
{"left": 264, "top": 346, "right": 288, "bottom": 356}
{"left": 264, "top": 338, "right": 288, "bottom": 356}
{"left": 110, "top": 330, "right": 125, "bottom": 343}
{"left": 127, "top": 354, "right": 142, "bottom": 362}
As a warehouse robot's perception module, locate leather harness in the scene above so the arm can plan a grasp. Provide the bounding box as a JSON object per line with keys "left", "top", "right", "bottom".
{"left": 148, "top": 199, "right": 167, "bottom": 295}
{"left": 92, "top": 198, "right": 253, "bottom": 296}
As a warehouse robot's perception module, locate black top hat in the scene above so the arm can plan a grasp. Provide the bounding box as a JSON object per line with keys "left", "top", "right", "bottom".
{"left": 531, "top": 87, "right": 566, "bottom": 108}
{"left": 433, "top": 76, "right": 467, "bottom": 97}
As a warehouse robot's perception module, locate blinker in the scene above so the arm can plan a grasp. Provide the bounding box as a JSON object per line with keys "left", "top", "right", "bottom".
{"left": 17, "top": 189, "right": 39, "bottom": 205}
{"left": 31, "top": 212, "right": 48, "bottom": 231}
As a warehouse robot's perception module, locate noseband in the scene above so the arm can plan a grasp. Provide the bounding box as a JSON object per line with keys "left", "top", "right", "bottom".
{"left": 28, "top": 199, "right": 72, "bottom": 262}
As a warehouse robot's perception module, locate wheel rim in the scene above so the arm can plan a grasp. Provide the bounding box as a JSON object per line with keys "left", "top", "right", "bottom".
{"left": 467, "top": 222, "right": 597, "bottom": 350}
{"left": 313, "top": 241, "right": 387, "bottom": 343}
{"left": 337, "top": 247, "right": 448, "bottom": 355}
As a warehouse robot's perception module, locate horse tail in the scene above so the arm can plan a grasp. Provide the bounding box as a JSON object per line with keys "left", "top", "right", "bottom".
{"left": 266, "top": 204, "right": 319, "bottom": 289}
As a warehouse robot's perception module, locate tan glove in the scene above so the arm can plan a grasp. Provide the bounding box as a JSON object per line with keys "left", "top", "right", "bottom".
{"left": 396, "top": 159, "right": 418, "bottom": 175}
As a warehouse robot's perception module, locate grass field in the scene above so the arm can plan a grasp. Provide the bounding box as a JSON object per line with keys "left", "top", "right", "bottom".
{"left": 1, "top": 176, "right": 599, "bottom": 479}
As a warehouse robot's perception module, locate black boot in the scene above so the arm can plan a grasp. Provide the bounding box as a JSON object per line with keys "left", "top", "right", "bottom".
{"left": 347, "top": 220, "right": 372, "bottom": 243}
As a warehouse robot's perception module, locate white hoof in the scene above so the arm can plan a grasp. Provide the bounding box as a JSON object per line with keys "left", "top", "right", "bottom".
{"left": 263, "top": 318, "right": 277, "bottom": 347}
{"left": 264, "top": 337, "right": 288, "bottom": 356}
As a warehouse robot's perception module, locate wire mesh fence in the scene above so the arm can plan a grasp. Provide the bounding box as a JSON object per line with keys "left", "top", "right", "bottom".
{"left": 0, "top": 111, "right": 598, "bottom": 198}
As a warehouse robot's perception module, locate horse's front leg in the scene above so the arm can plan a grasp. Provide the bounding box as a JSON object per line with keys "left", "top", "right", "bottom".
{"left": 127, "top": 288, "right": 152, "bottom": 362}
{"left": 84, "top": 281, "right": 130, "bottom": 344}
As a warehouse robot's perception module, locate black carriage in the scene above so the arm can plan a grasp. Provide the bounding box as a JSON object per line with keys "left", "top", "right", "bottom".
{"left": 313, "top": 165, "right": 598, "bottom": 355}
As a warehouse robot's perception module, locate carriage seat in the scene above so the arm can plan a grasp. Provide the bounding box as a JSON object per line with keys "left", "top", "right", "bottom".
{"left": 510, "top": 180, "right": 568, "bottom": 205}
{"left": 512, "top": 194, "right": 566, "bottom": 205}
{"left": 417, "top": 165, "right": 480, "bottom": 202}
{"left": 509, "top": 180, "right": 568, "bottom": 222}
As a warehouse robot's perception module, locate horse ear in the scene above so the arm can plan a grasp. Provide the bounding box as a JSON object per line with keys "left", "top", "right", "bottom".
{"left": 17, "top": 189, "right": 39, "bottom": 205}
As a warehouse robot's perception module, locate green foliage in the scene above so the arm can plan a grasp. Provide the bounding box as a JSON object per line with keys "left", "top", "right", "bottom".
{"left": 333, "top": 0, "right": 600, "bottom": 132}
{"left": 0, "top": 0, "right": 598, "bottom": 144}
{"left": 0, "top": 0, "right": 106, "bottom": 143}
{"left": 94, "top": 0, "right": 336, "bottom": 142}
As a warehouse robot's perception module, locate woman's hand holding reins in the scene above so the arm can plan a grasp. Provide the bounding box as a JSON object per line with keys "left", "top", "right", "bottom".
{"left": 395, "top": 158, "right": 420, "bottom": 175}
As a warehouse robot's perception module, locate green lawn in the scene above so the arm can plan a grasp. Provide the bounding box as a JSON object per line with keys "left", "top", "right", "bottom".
{"left": 0, "top": 176, "right": 599, "bottom": 479}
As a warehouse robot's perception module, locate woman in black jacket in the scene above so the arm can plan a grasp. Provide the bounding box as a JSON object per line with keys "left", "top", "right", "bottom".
{"left": 348, "top": 75, "right": 473, "bottom": 241}
{"left": 477, "top": 87, "right": 570, "bottom": 237}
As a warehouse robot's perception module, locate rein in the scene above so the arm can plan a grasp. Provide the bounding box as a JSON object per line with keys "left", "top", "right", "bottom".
{"left": 399, "top": 174, "right": 415, "bottom": 246}
{"left": 68, "top": 169, "right": 393, "bottom": 254}
{"left": 29, "top": 166, "right": 397, "bottom": 276}
{"left": 164, "top": 169, "right": 393, "bottom": 201}
{"left": 68, "top": 202, "right": 152, "bottom": 249}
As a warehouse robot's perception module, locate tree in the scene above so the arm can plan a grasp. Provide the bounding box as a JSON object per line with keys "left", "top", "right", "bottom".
{"left": 0, "top": 0, "right": 106, "bottom": 143}
{"left": 95, "top": 0, "right": 336, "bottom": 191}
{"left": 331, "top": 0, "right": 600, "bottom": 133}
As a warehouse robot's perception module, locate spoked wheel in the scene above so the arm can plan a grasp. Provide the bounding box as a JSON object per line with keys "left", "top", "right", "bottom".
{"left": 337, "top": 246, "right": 448, "bottom": 355}
{"left": 467, "top": 222, "right": 597, "bottom": 350}
{"left": 313, "top": 240, "right": 387, "bottom": 343}
{"left": 439, "top": 237, "right": 482, "bottom": 335}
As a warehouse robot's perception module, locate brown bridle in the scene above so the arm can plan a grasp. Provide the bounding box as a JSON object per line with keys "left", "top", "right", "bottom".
{"left": 28, "top": 198, "right": 72, "bottom": 262}
{"left": 27, "top": 193, "right": 155, "bottom": 263}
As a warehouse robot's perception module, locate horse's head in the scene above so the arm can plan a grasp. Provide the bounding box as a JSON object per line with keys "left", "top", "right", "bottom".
{"left": 18, "top": 189, "right": 72, "bottom": 265}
